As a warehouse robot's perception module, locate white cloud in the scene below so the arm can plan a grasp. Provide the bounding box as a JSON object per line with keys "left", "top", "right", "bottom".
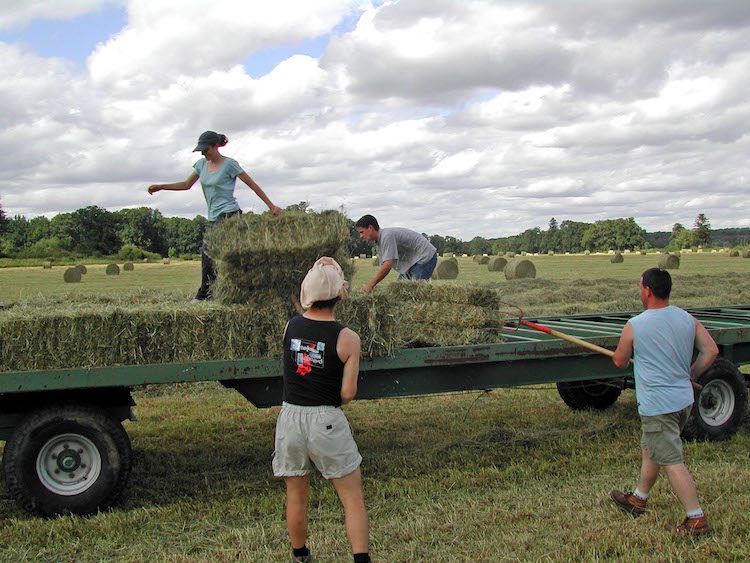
{"left": 1, "top": 0, "right": 749, "bottom": 240}
{"left": 0, "top": 0, "right": 116, "bottom": 29}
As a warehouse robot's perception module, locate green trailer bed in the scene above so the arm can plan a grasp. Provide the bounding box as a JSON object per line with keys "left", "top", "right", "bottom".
{"left": 1, "top": 305, "right": 748, "bottom": 517}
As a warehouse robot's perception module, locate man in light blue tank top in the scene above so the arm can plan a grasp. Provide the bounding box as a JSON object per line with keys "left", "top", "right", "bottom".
{"left": 610, "top": 268, "right": 718, "bottom": 536}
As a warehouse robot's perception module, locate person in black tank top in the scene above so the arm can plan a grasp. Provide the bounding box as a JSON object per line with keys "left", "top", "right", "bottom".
{"left": 273, "top": 257, "right": 371, "bottom": 563}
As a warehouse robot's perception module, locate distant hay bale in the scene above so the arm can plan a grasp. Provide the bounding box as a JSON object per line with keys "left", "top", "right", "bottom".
{"left": 658, "top": 253, "right": 680, "bottom": 269}
{"left": 63, "top": 267, "right": 82, "bottom": 283}
{"left": 478, "top": 256, "right": 490, "bottom": 265}
{"left": 205, "top": 210, "right": 353, "bottom": 304}
{"left": 610, "top": 251, "right": 624, "bottom": 263}
{"left": 371, "top": 257, "right": 379, "bottom": 266}
{"left": 123, "top": 262, "right": 134, "bottom": 271}
{"left": 487, "top": 257, "right": 507, "bottom": 272}
{"left": 584, "top": 250, "right": 590, "bottom": 255}
{"left": 640, "top": 250, "right": 647, "bottom": 255}
{"left": 106, "top": 263, "right": 121, "bottom": 276}
{"left": 76, "top": 265, "right": 87, "bottom": 275}
{"left": 742, "top": 250, "right": 750, "bottom": 258}
{"left": 506, "top": 252, "right": 515, "bottom": 258}
{"left": 504, "top": 258, "right": 536, "bottom": 280}
{"left": 163, "top": 258, "right": 171, "bottom": 265}
{"left": 435, "top": 259, "right": 459, "bottom": 280}
{"left": 548, "top": 250, "right": 554, "bottom": 256}
{"left": 472, "top": 255, "right": 481, "bottom": 263}
{"left": 729, "top": 250, "right": 739, "bottom": 257}
{"left": 445, "top": 256, "right": 458, "bottom": 265}
{"left": 42, "top": 261, "right": 52, "bottom": 269}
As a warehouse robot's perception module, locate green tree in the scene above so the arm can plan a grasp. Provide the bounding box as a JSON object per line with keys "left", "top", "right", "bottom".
{"left": 558, "top": 220, "right": 590, "bottom": 253}
{"left": 693, "top": 213, "right": 711, "bottom": 246}
{"left": 49, "top": 212, "right": 76, "bottom": 251}
{"left": 115, "top": 207, "right": 167, "bottom": 255}
{"left": 4, "top": 215, "right": 30, "bottom": 252}
{"left": 581, "top": 218, "right": 646, "bottom": 251}
{"left": 27, "top": 216, "right": 51, "bottom": 245}
{"left": 468, "top": 236, "right": 492, "bottom": 255}
{"left": 164, "top": 216, "right": 206, "bottom": 255}
{"left": 284, "top": 201, "right": 312, "bottom": 213}
{"left": 67, "top": 206, "right": 121, "bottom": 256}
{"left": 0, "top": 200, "right": 7, "bottom": 234}
{"left": 429, "top": 234, "right": 446, "bottom": 255}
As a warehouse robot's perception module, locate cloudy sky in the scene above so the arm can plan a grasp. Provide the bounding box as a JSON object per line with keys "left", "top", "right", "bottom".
{"left": 1, "top": 0, "right": 748, "bottom": 239}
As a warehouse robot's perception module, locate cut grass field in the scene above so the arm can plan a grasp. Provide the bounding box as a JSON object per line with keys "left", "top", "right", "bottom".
{"left": 0, "top": 253, "right": 749, "bottom": 561}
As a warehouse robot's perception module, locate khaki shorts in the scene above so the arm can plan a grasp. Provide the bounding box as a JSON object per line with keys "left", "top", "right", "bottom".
{"left": 640, "top": 406, "right": 692, "bottom": 466}
{"left": 272, "top": 402, "right": 362, "bottom": 479}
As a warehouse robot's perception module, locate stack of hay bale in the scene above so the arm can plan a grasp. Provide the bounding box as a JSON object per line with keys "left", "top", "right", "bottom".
{"left": 1, "top": 211, "right": 508, "bottom": 372}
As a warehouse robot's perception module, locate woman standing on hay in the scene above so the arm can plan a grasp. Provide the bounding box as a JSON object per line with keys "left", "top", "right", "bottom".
{"left": 147, "top": 130, "right": 282, "bottom": 301}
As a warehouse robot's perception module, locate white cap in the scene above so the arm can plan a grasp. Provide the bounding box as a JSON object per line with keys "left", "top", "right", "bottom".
{"left": 299, "top": 257, "right": 349, "bottom": 309}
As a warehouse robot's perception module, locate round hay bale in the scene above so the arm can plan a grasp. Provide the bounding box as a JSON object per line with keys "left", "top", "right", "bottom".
{"left": 472, "top": 255, "right": 481, "bottom": 263}
{"left": 106, "top": 263, "right": 121, "bottom": 276}
{"left": 63, "top": 267, "right": 82, "bottom": 283}
{"left": 610, "top": 251, "right": 624, "bottom": 263}
{"left": 584, "top": 250, "right": 590, "bottom": 255}
{"left": 76, "top": 264, "right": 87, "bottom": 275}
{"left": 729, "top": 250, "right": 739, "bottom": 257}
{"left": 640, "top": 250, "right": 647, "bottom": 255}
{"left": 488, "top": 257, "right": 507, "bottom": 272}
{"left": 658, "top": 253, "right": 680, "bottom": 269}
{"left": 163, "top": 258, "right": 171, "bottom": 265}
{"left": 142, "top": 258, "right": 149, "bottom": 263}
{"left": 123, "top": 262, "right": 134, "bottom": 271}
{"left": 504, "top": 259, "right": 536, "bottom": 280}
{"left": 742, "top": 250, "right": 750, "bottom": 258}
{"left": 42, "top": 261, "right": 52, "bottom": 269}
{"left": 371, "top": 257, "right": 379, "bottom": 266}
{"left": 548, "top": 250, "right": 554, "bottom": 256}
{"left": 446, "top": 256, "right": 458, "bottom": 265}
{"left": 435, "top": 259, "right": 459, "bottom": 280}
{"left": 478, "top": 255, "right": 490, "bottom": 265}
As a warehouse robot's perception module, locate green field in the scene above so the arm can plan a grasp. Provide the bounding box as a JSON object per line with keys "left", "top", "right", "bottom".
{"left": 1, "top": 253, "right": 749, "bottom": 561}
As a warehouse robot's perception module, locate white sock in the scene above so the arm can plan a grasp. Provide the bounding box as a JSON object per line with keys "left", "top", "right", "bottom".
{"left": 686, "top": 508, "right": 704, "bottom": 518}
{"left": 633, "top": 488, "right": 649, "bottom": 501}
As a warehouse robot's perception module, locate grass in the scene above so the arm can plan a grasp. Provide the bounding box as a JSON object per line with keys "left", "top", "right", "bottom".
{"left": 0, "top": 253, "right": 749, "bottom": 560}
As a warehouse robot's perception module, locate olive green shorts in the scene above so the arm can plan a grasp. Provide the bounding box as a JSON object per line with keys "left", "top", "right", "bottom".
{"left": 640, "top": 406, "right": 692, "bottom": 466}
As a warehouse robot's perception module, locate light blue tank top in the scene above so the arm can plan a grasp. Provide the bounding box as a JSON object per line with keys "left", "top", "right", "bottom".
{"left": 193, "top": 157, "right": 244, "bottom": 221}
{"left": 629, "top": 306, "right": 695, "bottom": 416}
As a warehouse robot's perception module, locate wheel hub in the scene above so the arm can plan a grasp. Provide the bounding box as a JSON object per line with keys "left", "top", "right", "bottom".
{"left": 36, "top": 433, "right": 102, "bottom": 496}
{"left": 697, "top": 379, "right": 735, "bottom": 427}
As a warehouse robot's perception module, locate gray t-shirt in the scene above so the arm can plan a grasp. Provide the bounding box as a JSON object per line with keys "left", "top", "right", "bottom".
{"left": 376, "top": 227, "right": 437, "bottom": 275}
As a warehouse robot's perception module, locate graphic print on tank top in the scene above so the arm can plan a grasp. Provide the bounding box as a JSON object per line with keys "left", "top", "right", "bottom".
{"left": 290, "top": 338, "right": 326, "bottom": 376}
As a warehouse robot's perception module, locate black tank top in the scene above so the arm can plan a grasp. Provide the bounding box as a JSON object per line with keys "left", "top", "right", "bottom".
{"left": 282, "top": 315, "right": 346, "bottom": 407}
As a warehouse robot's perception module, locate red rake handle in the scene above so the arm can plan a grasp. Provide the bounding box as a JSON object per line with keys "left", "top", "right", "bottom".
{"left": 519, "top": 319, "right": 703, "bottom": 391}
{"left": 519, "top": 320, "right": 617, "bottom": 358}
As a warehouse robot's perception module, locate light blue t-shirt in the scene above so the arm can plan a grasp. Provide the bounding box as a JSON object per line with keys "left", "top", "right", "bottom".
{"left": 193, "top": 157, "right": 244, "bottom": 221}
{"left": 629, "top": 305, "right": 695, "bottom": 416}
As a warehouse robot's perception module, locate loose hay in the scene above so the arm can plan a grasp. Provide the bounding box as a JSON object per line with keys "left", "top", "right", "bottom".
{"left": 658, "top": 253, "right": 680, "bottom": 269}
{"left": 123, "top": 262, "right": 135, "bottom": 271}
{"left": 504, "top": 259, "right": 537, "bottom": 280}
{"left": 63, "top": 267, "right": 81, "bottom": 283}
{"left": 610, "top": 251, "right": 624, "bottom": 263}
{"left": 106, "top": 263, "right": 121, "bottom": 275}
{"left": 435, "top": 259, "right": 459, "bottom": 280}
{"left": 488, "top": 257, "right": 507, "bottom": 272}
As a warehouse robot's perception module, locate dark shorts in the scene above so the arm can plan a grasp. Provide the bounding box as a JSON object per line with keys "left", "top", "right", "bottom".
{"left": 640, "top": 406, "right": 692, "bottom": 465}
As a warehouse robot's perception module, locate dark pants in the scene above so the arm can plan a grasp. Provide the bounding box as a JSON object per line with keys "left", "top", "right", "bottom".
{"left": 195, "top": 210, "right": 242, "bottom": 300}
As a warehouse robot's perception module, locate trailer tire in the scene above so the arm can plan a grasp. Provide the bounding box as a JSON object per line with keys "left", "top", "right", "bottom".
{"left": 557, "top": 379, "right": 623, "bottom": 410}
{"left": 682, "top": 358, "right": 747, "bottom": 441}
{"left": 2, "top": 404, "right": 132, "bottom": 517}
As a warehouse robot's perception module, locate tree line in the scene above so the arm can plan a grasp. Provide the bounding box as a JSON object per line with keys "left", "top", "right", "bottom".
{"left": 0, "top": 200, "right": 740, "bottom": 260}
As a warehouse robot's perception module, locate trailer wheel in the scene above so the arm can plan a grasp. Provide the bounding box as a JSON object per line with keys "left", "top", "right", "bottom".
{"left": 2, "top": 404, "right": 132, "bottom": 517}
{"left": 557, "top": 379, "right": 623, "bottom": 410}
{"left": 682, "top": 358, "right": 747, "bottom": 441}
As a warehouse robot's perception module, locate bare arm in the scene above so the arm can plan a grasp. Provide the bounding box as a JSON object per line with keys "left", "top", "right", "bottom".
{"left": 237, "top": 171, "right": 282, "bottom": 216}
{"left": 612, "top": 321, "right": 634, "bottom": 369}
{"left": 337, "top": 328, "right": 361, "bottom": 404}
{"left": 362, "top": 260, "right": 393, "bottom": 293}
{"left": 147, "top": 172, "right": 199, "bottom": 194}
{"left": 690, "top": 318, "right": 719, "bottom": 380}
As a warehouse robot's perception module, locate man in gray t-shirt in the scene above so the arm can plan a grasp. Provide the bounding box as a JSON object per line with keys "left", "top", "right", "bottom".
{"left": 355, "top": 214, "right": 437, "bottom": 292}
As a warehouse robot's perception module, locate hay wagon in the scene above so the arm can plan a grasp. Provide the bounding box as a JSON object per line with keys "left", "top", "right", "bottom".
{"left": 1, "top": 305, "right": 748, "bottom": 517}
